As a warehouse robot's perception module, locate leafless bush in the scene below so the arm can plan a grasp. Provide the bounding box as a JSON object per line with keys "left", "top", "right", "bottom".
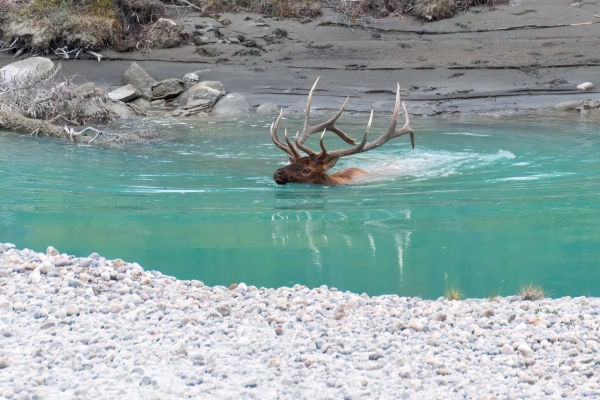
{"left": 70, "top": 123, "right": 172, "bottom": 145}
{"left": 0, "top": 65, "right": 113, "bottom": 125}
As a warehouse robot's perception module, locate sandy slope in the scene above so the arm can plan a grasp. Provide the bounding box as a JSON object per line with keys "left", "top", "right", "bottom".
{"left": 1, "top": 0, "right": 600, "bottom": 114}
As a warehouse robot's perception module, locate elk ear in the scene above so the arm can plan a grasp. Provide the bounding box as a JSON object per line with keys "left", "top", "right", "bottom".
{"left": 322, "top": 157, "right": 339, "bottom": 171}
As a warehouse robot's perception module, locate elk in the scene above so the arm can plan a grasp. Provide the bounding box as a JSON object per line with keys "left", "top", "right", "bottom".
{"left": 270, "top": 78, "right": 414, "bottom": 185}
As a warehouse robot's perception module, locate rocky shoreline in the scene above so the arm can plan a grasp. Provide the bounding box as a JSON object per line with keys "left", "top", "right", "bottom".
{"left": 1, "top": 242, "right": 600, "bottom": 399}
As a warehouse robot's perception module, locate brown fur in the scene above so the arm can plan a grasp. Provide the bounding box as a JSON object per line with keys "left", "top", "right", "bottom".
{"left": 273, "top": 158, "right": 367, "bottom": 185}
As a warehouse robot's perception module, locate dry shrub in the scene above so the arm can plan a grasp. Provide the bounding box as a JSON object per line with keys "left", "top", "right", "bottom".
{"left": 519, "top": 283, "right": 545, "bottom": 301}
{"left": 0, "top": 65, "right": 112, "bottom": 125}
{"left": 199, "top": 0, "right": 322, "bottom": 18}
{"left": 117, "top": 0, "right": 166, "bottom": 25}
{"left": 412, "top": 0, "right": 458, "bottom": 21}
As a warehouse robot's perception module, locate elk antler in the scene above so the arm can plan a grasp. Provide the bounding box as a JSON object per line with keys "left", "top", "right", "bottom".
{"left": 269, "top": 77, "right": 357, "bottom": 160}
{"left": 296, "top": 77, "right": 357, "bottom": 146}
{"left": 270, "top": 80, "right": 414, "bottom": 162}
{"left": 299, "top": 83, "right": 413, "bottom": 161}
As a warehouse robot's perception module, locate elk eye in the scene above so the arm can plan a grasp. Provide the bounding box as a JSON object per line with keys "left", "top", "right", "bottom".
{"left": 303, "top": 169, "right": 311, "bottom": 174}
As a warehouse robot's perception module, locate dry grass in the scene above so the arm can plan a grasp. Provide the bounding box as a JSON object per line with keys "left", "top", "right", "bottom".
{"left": 444, "top": 272, "right": 463, "bottom": 301}
{"left": 331, "top": 0, "right": 508, "bottom": 22}
{"left": 3, "top": 0, "right": 120, "bottom": 53}
{"left": 519, "top": 283, "right": 546, "bottom": 301}
{"left": 198, "top": 0, "right": 322, "bottom": 18}
{"left": 412, "top": 0, "right": 459, "bottom": 21}
{"left": 488, "top": 279, "right": 504, "bottom": 301}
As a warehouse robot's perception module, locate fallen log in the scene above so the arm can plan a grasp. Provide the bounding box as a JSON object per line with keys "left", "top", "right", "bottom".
{"left": 0, "top": 109, "right": 66, "bottom": 138}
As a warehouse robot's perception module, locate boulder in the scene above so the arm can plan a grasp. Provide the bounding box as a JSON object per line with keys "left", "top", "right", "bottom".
{"left": 577, "top": 82, "right": 595, "bottom": 91}
{"left": 0, "top": 57, "right": 55, "bottom": 83}
{"left": 151, "top": 79, "right": 184, "bottom": 100}
{"left": 212, "top": 93, "right": 252, "bottom": 115}
{"left": 179, "top": 84, "right": 224, "bottom": 107}
{"left": 108, "top": 101, "right": 135, "bottom": 118}
{"left": 123, "top": 62, "right": 156, "bottom": 101}
{"left": 171, "top": 99, "right": 212, "bottom": 117}
{"left": 256, "top": 103, "right": 279, "bottom": 114}
{"left": 131, "top": 97, "right": 151, "bottom": 108}
{"left": 150, "top": 99, "right": 166, "bottom": 107}
{"left": 108, "top": 84, "right": 141, "bottom": 102}
{"left": 198, "top": 80, "right": 224, "bottom": 92}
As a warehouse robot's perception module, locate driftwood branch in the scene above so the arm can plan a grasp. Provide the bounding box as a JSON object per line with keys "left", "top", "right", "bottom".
{"left": 64, "top": 126, "right": 104, "bottom": 141}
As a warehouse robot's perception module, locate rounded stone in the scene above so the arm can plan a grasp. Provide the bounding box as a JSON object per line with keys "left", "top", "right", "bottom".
{"left": 501, "top": 344, "right": 515, "bottom": 355}
{"left": 65, "top": 304, "right": 79, "bottom": 316}
{"left": 46, "top": 246, "right": 59, "bottom": 257}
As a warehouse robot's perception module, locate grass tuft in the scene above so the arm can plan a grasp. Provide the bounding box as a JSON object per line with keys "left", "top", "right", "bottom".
{"left": 444, "top": 272, "right": 463, "bottom": 301}
{"left": 519, "top": 283, "right": 545, "bottom": 301}
{"left": 488, "top": 279, "right": 504, "bottom": 301}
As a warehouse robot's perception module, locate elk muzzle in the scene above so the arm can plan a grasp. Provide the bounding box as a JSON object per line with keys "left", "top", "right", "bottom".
{"left": 273, "top": 168, "right": 290, "bottom": 185}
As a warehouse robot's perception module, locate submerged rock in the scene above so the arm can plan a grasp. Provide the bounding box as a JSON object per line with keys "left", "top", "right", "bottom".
{"left": 554, "top": 101, "right": 581, "bottom": 111}
{"left": 212, "top": 93, "right": 252, "bottom": 115}
{"left": 257, "top": 103, "right": 279, "bottom": 114}
{"left": 170, "top": 99, "right": 212, "bottom": 117}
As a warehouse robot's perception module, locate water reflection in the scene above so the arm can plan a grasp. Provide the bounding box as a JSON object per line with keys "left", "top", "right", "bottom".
{"left": 269, "top": 207, "right": 415, "bottom": 284}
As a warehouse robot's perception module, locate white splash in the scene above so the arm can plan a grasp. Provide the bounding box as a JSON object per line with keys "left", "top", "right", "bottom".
{"left": 347, "top": 149, "right": 516, "bottom": 183}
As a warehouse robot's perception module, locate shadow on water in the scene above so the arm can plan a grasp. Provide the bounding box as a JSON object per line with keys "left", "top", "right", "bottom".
{"left": 2, "top": 113, "right": 600, "bottom": 298}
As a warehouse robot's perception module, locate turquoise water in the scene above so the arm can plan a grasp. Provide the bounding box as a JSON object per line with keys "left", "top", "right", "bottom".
{"left": 1, "top": 113, "right": 600, "bottom": 298}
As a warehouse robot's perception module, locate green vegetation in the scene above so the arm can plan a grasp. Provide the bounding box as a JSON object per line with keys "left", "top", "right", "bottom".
{"left": 444, "top": 272, "right": 463, "bottom": 301}
{"left": 519, "top": 283, "right": 546, "bottom": 301}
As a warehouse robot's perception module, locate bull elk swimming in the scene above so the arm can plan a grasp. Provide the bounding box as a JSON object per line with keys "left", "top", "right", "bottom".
{"left": 270, "top": 78, "right": 415, "bottom": 185}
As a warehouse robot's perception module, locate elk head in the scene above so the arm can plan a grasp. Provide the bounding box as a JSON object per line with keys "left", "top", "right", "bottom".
{"left": 270, "top": 78, "right": 415, "bottom": 185}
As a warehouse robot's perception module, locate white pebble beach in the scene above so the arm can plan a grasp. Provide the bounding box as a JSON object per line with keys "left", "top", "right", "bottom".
{"left": 1, "top": 242, "right": 599, "bottom": 399}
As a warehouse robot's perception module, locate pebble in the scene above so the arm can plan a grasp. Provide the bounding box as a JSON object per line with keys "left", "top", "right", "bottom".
{"left": 65, "top": 304, "right": 79, "bottom": 316}
{"left": 501, "top": 344, "right": 515, "bottom": 355}
{"left": 46, "top": 246, "right": 59, "bottom": 256}
{"left": 1, "top": 243, "right": 599, "bottom": 398}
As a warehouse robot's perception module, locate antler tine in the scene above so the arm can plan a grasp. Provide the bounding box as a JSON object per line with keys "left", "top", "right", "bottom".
{"left": 298, "top": 78, "right": 356, "bottom": 146}
{"left": 356, "top": 84, "right": 413, "bottom": 153}
{"left": 319, "top": 109, "right": 373, "bottom": 160}
{"left": 319, "top": 129, "right": 328, "bottom": 155}
{"left": 270, "top": 109, "right": 295, "bottom": 159}
{"left": 294, "top": 131, "right": 316, "bottom": 156}
{"left": 303, "top": 77, "right": 319, "bottom": 133}
{"left": 284, "top": 129, "right": 301, "bottom": 160}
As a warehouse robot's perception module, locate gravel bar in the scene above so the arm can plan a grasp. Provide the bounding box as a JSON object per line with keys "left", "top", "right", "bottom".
{"left": 1, "top": 243, "right": 599, "bottom": 399}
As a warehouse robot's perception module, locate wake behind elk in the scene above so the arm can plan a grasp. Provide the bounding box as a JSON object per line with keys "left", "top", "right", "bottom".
{"left": 270, "top": 78, "right": 415, "bottom": 185}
